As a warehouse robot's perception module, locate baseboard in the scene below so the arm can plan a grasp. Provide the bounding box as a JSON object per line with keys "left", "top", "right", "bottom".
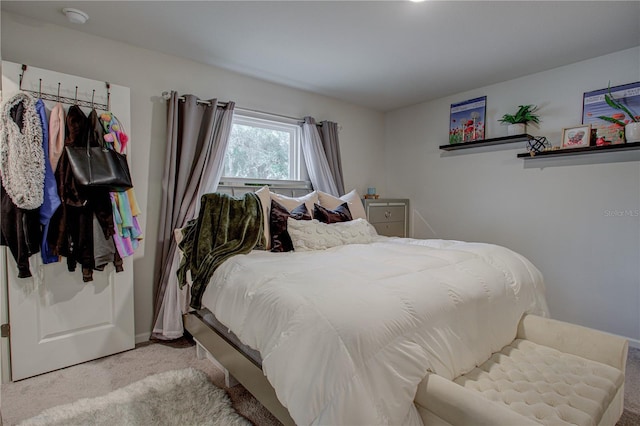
{"left": 135, "top": 332, "right": 151, "bottom": 344}
{"left": 627, "top": 337, "right": 640, "bottom": 349}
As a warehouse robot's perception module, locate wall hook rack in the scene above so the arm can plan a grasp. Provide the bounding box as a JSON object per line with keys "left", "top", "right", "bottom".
{"left": 19, "top": 64, "right": 111, "bottom": 111}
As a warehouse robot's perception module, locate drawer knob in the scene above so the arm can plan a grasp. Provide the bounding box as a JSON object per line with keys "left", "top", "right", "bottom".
{"left": 384, "top": 210, "right": 391, "bottom": 219}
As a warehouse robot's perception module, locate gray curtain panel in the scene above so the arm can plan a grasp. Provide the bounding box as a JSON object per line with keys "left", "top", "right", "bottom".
{"left": 319, "top": 120, "right": 345, "bottom": 196}
{"left": 301, "top": 116, "right": 340, "bottom": 196}
{"left": 152, "top": 92, "right": 235, "bottom": 339}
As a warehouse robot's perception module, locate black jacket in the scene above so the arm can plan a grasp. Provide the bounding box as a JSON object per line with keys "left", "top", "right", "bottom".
{"left": 48, "top": 107, "right": 116, "bottom": 281}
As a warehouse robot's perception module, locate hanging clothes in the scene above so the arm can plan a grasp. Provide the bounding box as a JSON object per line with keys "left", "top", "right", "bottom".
{"left": 0, "top": 93, "right": 44, "bottom": 277}
{"left": 93, "top": 214, "right": 123, "bottom": 272}
{"left": 49, "top": 105, "right": 91, "bottom": 279}
{"left": 49, "top": 103, "right": 65, "bottom": 172}
{"left": 36, "top": 98, "right": 62, "bottom": 264}
{"left": 100, "top": 112, "right": 143, "bottom": 257}
{"left": 87, "top": 109, "right": 116, "bottom": 239}
{"left": 110, "top": 191, "right": 143, "bottom": 257}
{"left": 0, "top": 87, "right": 131, "bottom": 281}
{"left": 0, "top": 185, "right": 41, "bottom": 278}
{"left": 0, "top": 92, "right": 45, "bottom": 210}
{"left": 89, "top": 108, "right": 122, "bottom": 272}
{"left": 49, "top": 107, "right": 116, "bottom": 282}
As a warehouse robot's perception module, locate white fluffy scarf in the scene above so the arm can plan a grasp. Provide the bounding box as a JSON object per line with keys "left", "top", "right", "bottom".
{"left": 0, "top": 92, "right": 44, "bottom": 210}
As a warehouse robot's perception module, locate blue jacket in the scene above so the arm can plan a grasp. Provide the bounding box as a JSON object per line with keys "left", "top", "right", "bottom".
{"left": 36, "top": 99, "right": 61, "bottom": 264}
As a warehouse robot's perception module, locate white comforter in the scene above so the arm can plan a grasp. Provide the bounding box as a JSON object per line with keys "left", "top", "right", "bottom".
{"left": 201, "top": 237, "right": 549, "bottom": 425}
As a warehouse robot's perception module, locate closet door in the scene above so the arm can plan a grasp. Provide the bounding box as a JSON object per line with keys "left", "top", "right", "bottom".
{"left": 1, "top": 61, "right": 135, "bottom": 380}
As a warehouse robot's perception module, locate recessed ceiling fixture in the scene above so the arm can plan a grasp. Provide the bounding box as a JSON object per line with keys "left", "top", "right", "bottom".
{"left": 62, "top": 8, "right": 89, "bottom": 24}
{"left": 409, "top": 0, "right": 426, "bottom": 2}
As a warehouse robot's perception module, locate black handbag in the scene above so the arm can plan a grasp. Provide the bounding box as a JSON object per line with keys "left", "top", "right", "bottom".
{"left": 65, "top": 142, "right": 133, "bottom": 192}
{"left": 64, "top": 109, "right": 133, "bottom": 192}
{"left": 65, "top": 109, "right": 133, "bottom": 192}
{"left": 65, "top": 145, "right": 133, "bottom": 191}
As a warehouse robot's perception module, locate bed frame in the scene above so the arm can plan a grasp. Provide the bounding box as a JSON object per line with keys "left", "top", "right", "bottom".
{"left": 183, "top": 310, "right": 295, "bottom": 425}
{"left": 182, "top": 183, "right": 310, "bottom": 426}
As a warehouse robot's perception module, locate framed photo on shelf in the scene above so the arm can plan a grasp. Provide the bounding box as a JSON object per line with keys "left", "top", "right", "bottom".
{"left": 561, "top": 124, "right": 591, "bottom": 149}
{"left": 583, "top": 81, "right": 640, "bottom": 144}
{"left": 449, "top": 96, "right": 486, "bottom": 144}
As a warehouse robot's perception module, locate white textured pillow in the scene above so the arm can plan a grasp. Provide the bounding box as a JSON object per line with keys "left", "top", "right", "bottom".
{"left": 287, "top": 218, "right": 374, "bottom": 251}
{"left": 318, "top": 189, "right": 367, "bottom": 220}
{"left": 270, "top": 191, "right": 319, "bottom": 218}
{"left": 255, "top": 186, "right": 271, "bottom": 249}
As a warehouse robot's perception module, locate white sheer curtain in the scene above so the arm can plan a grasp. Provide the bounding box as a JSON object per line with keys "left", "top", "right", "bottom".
{"left": 152, "top": 92, "right": 235, "bottom": 340}
{"left": 301, "top": 116, "right": 340, "bottom": 196}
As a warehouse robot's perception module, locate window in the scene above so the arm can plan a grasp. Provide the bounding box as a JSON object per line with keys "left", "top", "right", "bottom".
{"left": 222, "top": 113, "right": 308, "bottom": 185}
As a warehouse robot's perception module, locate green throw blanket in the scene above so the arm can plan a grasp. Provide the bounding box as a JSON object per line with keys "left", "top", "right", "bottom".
{"left": 177, "top": 192, "right": 264, "bottom": 309}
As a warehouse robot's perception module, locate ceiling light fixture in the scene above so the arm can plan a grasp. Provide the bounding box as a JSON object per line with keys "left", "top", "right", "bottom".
{"left": 62, "top": 8, "right": 89, "bottom": 24}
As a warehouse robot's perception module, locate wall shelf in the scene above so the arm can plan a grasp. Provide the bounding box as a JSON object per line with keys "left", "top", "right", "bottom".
{"left": 517, "top": 141, "right": 640, "bottom": 159}
{"left": 439, "top": 134, "right": 532, "bottom": 151}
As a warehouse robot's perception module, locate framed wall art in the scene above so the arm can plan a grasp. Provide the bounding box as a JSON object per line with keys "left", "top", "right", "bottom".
{"left": 449, "top": 96, "right": 486, "bottom": 144}
{"left": 561, "top": 124, "right": 591, "bottom": 149}
{"left": 583, "top": 81, "right": 640, "bottom": 144}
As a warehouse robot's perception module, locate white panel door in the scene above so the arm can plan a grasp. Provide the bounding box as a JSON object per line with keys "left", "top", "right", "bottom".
{"left": 5, "top": 254, "right": 134, "bottom": 380}
{"left": 1, "top": 61, "right": 135, "bottom": 381}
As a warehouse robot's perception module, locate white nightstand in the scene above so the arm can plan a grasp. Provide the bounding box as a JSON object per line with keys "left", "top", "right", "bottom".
{"left": 363, "top": 198, "right": 409, "bottom": 237}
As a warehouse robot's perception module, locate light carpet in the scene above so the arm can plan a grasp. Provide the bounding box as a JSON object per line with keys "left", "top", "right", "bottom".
{"left": 1, "top": 340, "right": 281, "bottom": 426}
{"left": 18, "top": 368, "right": 249, "bottom": 426}
{"left": 617, "top": 345, "right": 640, "bottom": 426}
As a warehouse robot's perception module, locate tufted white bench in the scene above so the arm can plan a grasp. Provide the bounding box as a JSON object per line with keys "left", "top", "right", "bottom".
{"left": 414, "top": 314, "right": 628, "bottom": 426}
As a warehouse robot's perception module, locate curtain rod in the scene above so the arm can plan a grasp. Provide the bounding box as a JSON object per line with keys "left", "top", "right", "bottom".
{"left": 161, "top": 91, "right": 315, "bottom": 124}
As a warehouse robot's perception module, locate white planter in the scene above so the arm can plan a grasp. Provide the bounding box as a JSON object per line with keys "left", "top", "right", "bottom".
{"left": 625, "top": 122, "right": 640, "bottom": 143}
{"left": 507, "top": 123, "right": 526, "bottom": 136}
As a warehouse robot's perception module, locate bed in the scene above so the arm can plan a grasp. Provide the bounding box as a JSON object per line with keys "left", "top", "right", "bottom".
{"left": 180, "top": 187, "right": 549, "bottom": 426}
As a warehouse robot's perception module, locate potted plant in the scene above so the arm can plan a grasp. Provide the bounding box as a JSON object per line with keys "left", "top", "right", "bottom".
{"left": 498, "top": 104, "right": 540, "bottom": 136}
{"left": 598, "top": 85, "right": 640, "bottom": 143}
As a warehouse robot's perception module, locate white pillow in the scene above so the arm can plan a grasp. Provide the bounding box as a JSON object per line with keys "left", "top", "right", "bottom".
{"left": 287, "top": 218, "right": 374, "bottom": 251}
{"left": 317, "top": 189, "right": 367, "bottom": 220}
{"left": 270, "top": 191, "right": 319, "bottom": 218}
{"left": 255, "top": 186, "right": 271, "bottom": 249}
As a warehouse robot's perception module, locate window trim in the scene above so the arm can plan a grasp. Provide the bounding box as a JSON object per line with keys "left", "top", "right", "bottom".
{"left": 219, "top": 177, "right": 311, "bottom": 189}
{"left": 221, "top": 111, "right": 309, "bottom": 187}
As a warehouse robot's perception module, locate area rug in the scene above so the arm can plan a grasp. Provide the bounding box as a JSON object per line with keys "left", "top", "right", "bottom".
{"left": 18, "top": 368, "right": 251, "bottom": 426}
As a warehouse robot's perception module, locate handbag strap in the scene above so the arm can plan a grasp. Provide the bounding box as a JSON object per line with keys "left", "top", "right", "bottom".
{"left": 87, "top": 109, "right": 107, "bottom": 155}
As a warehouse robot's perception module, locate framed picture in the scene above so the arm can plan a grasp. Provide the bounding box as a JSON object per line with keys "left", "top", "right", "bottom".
{"left": 583, "top": 81, "right": 640, "bottom": 144}
{"left": 449, "top": 96, "right": 486, "bottom": 144}
{"left": 561, "top": 125, "right": 591, "bottom": 149}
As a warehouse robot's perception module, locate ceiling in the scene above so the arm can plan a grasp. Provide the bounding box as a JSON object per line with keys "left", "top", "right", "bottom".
{"left": 2, "top": 1, "right": 639, "bottom": 112}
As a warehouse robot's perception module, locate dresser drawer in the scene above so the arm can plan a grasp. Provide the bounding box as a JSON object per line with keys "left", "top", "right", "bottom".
{"left": 368, "top": 205, "right": 406, "bottom": 223}
{"left": 372, "top": 221, "right": 405, "bottom": 238}
{"left": 363, "top": 198, "right": 409, "bottom": 238}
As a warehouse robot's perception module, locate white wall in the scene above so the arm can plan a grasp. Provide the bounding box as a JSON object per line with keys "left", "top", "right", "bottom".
{"left": 385, "top": 47, "right": 640, "bottom": 346}
{"left": 1, "top": 12, "right": 386, "bottom": 340}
